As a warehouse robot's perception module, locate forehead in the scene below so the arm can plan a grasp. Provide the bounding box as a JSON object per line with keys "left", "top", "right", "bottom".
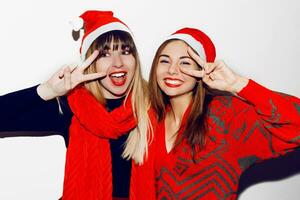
{"left": 101, "top": 41, "right": 128, "bottom": 51}
{"left": 99, "top": 34, "right": 131, "bottom": 49}
{"left": 160, "top": 40, "right": 189, "bottom": 57}
{"left": 109, "top": 38, "right": 125, "bottom": 46}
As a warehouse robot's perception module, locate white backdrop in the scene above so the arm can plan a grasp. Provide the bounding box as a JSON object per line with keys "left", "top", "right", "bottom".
{"left": 0, "top": 0, "right": 299, "bottom": 199}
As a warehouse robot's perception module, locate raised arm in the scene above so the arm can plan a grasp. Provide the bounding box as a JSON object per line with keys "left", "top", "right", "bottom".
{"left": 181, "top": 50, "right": 300, "bottom": 171}
{"left": 0, "top": 51, "right": 105, "bottom": 144}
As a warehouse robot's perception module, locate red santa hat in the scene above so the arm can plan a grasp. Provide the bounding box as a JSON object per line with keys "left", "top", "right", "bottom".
{"left": 165, "top": 27, "right": 216, "bottom": 62}
{"left": 70, "top": 10, "right": 133, "bottom": 60}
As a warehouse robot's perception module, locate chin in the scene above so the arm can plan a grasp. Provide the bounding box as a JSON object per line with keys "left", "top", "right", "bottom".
{"left": 111, "top": 90, "right": 128, "bottom": 97}
{"left": 100, "top": 80, "right": 132, "bottom": 98}
{"left": 166, "top": 93, "right": 183, "bottom": 98}
{"left": 112, "top": 82, "right": 133, "bottom": 96}
{"left": 163, "top": 88, "right": 194, "bottom": 99}
{"left": 162, "top": 90, "right": 182, "bottom": 98}
{"left": 160, "top": 86, "right": 180, "bottom": 95}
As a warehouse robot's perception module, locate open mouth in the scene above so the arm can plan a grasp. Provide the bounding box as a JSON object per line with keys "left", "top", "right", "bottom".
{"left": 164, "top": 78, "right": 183, "bottom": 88}
{"left": 109, "top": 71, "right": 127, "bottom": 86}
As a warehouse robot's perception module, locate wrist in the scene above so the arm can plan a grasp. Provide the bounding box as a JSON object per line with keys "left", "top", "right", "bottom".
{"left": 228, "top": 75, "right": 249, "bottom": 95}
{"left": 37, "top": 82, "right": 58, "bottom": 100}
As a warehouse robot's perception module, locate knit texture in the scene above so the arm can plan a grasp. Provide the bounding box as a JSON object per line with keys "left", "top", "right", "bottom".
{"left": 154, "top": 80, "right": 300, "bottom": 200}
{"left": 62, "top": 87, "right": 136, "bottom": 200}
{"left": 130, "top": 108, "right": 157, "bottom": 200}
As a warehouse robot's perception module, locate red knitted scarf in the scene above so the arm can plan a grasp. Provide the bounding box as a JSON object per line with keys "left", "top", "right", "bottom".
{"left": 62, "top": 87, "right": 137, "bottom": 200}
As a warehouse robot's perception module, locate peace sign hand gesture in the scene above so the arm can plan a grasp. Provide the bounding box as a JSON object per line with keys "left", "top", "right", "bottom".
{"left": 37, "top": 50, "right": 106, "bottom": 100}
{"left": 180, "top": 47, "right": 249, "bottom": 95}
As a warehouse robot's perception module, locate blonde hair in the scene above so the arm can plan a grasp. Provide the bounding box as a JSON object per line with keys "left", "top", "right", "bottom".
{"left": 84, "top": 31, "right": 153, "bottom": 164}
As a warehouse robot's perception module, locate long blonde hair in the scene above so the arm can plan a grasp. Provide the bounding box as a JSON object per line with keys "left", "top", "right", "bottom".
{"left": 84, "top": 30, "right": 153, "bottom": 164}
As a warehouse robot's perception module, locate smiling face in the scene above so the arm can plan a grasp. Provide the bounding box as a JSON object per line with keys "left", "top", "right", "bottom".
{"left": 95, "top": 40, "right": 136, "bottom": 98}
{"left": 156, "top": 40, "right": 199, "bottom": 98}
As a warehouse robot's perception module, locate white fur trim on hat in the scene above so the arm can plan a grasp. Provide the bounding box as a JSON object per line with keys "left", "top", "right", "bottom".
{"left": 81, "top": 22, "right": 132, "bottom": 60}
{"left": 166, "top": 34, "right": 206, "bottom": 60}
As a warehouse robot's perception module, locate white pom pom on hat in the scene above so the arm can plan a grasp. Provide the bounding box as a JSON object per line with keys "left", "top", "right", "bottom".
{"left": 71, "top": 10, "right": 133, "bottom": 60}
{"left": 69, "top": 17, "right": 84, "bottom": 32}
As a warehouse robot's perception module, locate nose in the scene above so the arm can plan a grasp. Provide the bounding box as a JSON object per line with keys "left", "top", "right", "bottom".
{"left": 112, "top": 53, "right": 123, "bottom": 68}
{"left": 168, "top": 61, "right": 180, "bottom": 75}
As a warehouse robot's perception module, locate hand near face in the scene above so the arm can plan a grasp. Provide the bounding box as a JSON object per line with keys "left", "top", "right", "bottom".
{"left": 180, "top": 47, "right": 249, "bottom": 95}
{"left": 37, "top": 50, "right": 106, "bottom": 100}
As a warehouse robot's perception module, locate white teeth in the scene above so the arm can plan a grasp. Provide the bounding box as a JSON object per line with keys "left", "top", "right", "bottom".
{"left": 110, "top": 72, "right": 125, "bottom": 78}
{"left": 165, "top": 79, "right": 182, "bottom": 85}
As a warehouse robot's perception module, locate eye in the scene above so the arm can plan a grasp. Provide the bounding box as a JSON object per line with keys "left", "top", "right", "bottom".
{"left": 122, "top": 47, "right": 132, "bottom": 55}
{"left": 159, "top": 59, "right": 169, "bottom": 64}
{"left": 99, "top": 51, "right": 110, "bottom": 58}
{"left": 122, "top": 50, "right": 131, "bottom": 55}
{"left": 180, "top": 61, "right": 191, "bottom": 65}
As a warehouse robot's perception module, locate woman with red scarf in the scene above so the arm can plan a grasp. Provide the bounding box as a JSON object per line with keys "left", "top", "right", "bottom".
{"left": 145, "top": 27, "right": 300, "bottom": 199}
{"left": 0, "top": 11, "right": 155, "bottom": 200}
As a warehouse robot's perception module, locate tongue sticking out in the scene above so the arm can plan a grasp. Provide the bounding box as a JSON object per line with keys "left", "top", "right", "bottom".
{"left": 109, "top": 72, "right": 127, "bottom": 86}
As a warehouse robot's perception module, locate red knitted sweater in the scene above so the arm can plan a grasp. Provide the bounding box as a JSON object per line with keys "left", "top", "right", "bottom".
{"left": 151, "top": 80, "right": 300, "bottom": 200}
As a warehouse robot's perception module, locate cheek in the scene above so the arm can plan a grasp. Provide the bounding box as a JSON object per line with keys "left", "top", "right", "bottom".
{"left": 156, "top": 68, "right": 167, "bottom": 89}
{"left": 184, "top": 75, "right": 197, "bottom": 86}
{"left": 95, "top": 59, "right": 110, "bottom": 72}
{"left": 129, "top": 61, "right": 136, "bottom": 74}
{"left": 156, "top": 65, "right": 166, "bottom": 79}
{"left": 123, "top": 56, "right": 136, "bottom": 71}
{"left": 181, "top": 63, "right": 198, "bottom": 71}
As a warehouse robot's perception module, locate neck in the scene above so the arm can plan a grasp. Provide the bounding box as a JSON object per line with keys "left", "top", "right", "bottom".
{"left": 105, "top": 96, "right": 126, "bottom": 112}
{"left": 168, "top": 92, "right": 193, "bottom": 126}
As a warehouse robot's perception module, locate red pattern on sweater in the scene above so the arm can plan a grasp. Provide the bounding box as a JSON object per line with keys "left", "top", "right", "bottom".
{"left": 152, "top": 80, "right": 300, "bottom": 200}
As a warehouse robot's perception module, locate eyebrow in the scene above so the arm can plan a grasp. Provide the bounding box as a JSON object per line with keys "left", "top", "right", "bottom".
{"left": 102, "top": 45, "right": 110, "bottom": 50}
{"left": 102, "top": 44, "right": 130, "bottom": 51}
{"left": 159, "top": 54, "right": 169, "bottom": 58}
{"left": 180, "top": 56, "right": 192, "bottom": 60}
{"left": 121, "top": 44, "right": 131, "bottom": 50}
{"left": 159, "top": 54, "right": 192, "bottom": 60}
